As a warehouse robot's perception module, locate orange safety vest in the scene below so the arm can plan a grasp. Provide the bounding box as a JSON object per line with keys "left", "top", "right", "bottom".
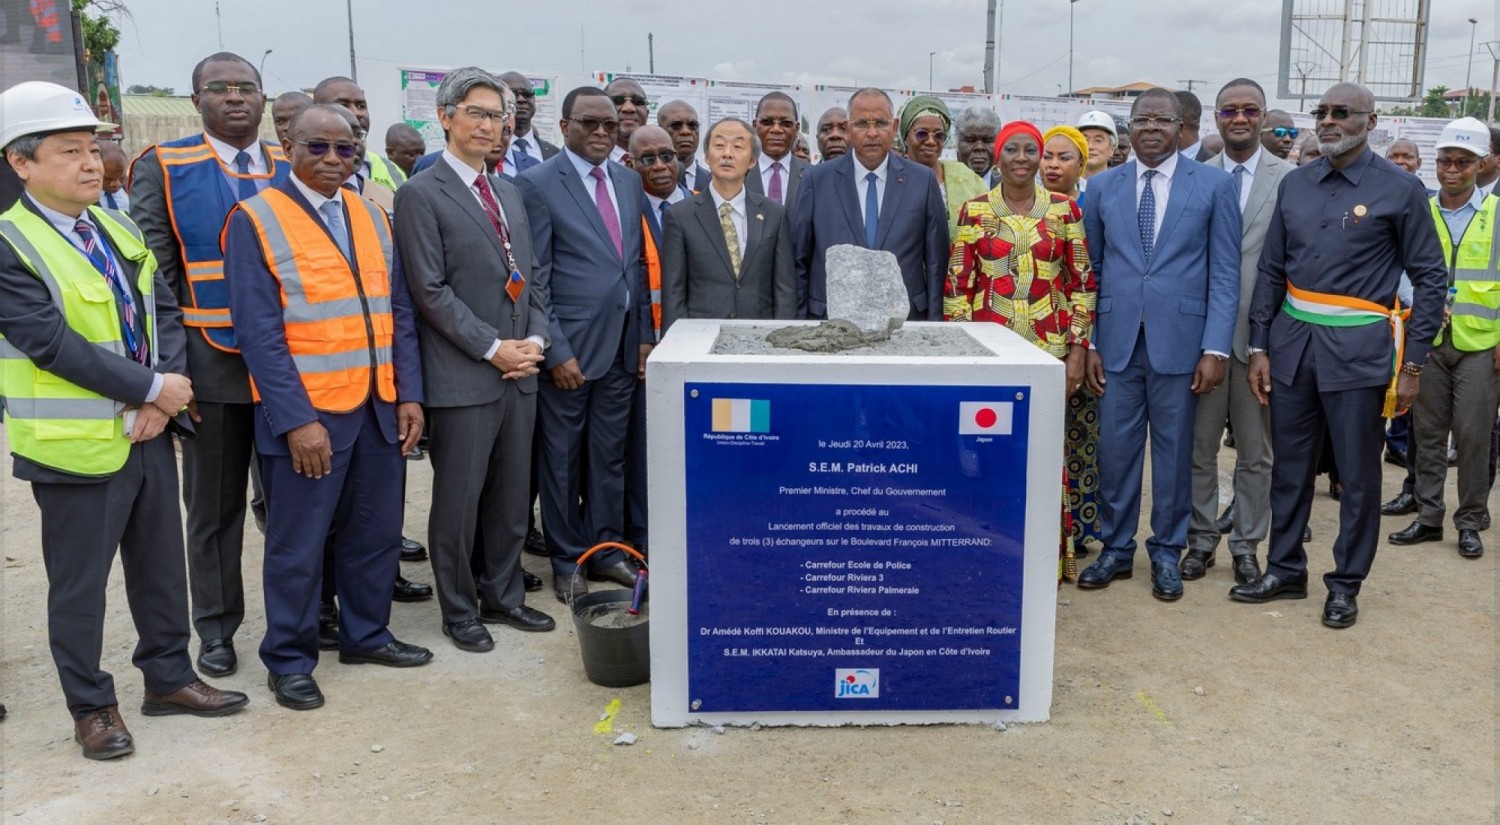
{"left": 231, "top": 189, "right": 397, "bottom": 412}
{"left": 641, "top": 216, "right": 662, "bottom": 340}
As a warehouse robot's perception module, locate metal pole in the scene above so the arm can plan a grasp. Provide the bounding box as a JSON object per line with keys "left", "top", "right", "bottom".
{"left": 648, "top": 33, "right": 654, "bottom": 74}
{"left": 929, "top": 52, "right": 936, "bottom": 91}
{"left": 1068, "top": 0, "right": 1077, "bottom": 96}
{"left": 346, "top": 0, "right": 357, "bottom": 82}
{"left": 1339, "top": 0, "right": 1353, "bottom": 81}
{"left": 983, "top": 0, "right": 996, "bottom": 94}
{"left": 1487, "top": 42, "right": 1500, "bottom": 123}
{"left": 1466, "top": 18, "right": 1480, "bottom": 117}
{"left": 258, "top": 49, "right": 272, "bottom": 81}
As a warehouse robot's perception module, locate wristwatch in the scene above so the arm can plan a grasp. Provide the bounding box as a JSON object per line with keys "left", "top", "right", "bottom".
{"left": 1247, "top": 347, "right": 1267, "bottom": 357}
{"left": 1399, "top": 361, "right": 1424, "bottom": 376}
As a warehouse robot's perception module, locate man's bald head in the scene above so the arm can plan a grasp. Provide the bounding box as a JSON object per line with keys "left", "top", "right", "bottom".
{"left": 384, "top": 123, "right": 426, "bottom": 177}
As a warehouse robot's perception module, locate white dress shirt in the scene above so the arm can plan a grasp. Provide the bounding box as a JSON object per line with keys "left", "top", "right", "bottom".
{"left": 567, "top": 147, "right": 622, "bottom": 218}
{"left": 757, "top": 151, "right": 795, "bottom": 203}
{"left": 99, "top": 187, "right": 131, "bottom": 214}
{"left": 609, "top": 145, "right": 628, "bottom": 164}
{"left": 646, "top": 185, "right": 690, "bottom": 228}
{"left": 1223, "top": 146, "right": 1261, "bottom": 212}
{"left": 509, "top": 129, "right": 546, "bottom": 169}
{"left": 204, "top": 132, "right": 267, "bottom": 173}
{"left": 1135, "top": 150, "right": 1178, "bottom": 246}
{"left": 708, "top": 186, "right": 748, "bottom": 260}
{"left": 289, "top": 173, "right": 340, "bottom": 220}
{"left": 853, "top": 154, "right": 891, "bottom": 225}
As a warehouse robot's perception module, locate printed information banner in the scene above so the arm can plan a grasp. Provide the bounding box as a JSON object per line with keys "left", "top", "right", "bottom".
{"left": 684, "top": 382, "right": 1030, "bottom": 713}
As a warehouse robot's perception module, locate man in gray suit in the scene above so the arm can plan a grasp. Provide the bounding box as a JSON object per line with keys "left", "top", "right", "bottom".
{"left": 1184, "top": 78, "right": 1292, "bottom": 586}
{"left": 661, "top": 117, "right": 797, "bottom": 332}
{"left": 517, "top": 86, "right": 652, "bottom": 603}
{"left": 746, "top": 92, "right": 809, "bottom": 212}
{"left": 394, "top": 67, "right": 556, "bottom": 653}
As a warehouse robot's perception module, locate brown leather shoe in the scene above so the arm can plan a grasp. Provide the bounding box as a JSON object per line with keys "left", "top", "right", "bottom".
{"left": 141, "top": 678, "right": 250, "bottom": 717}
{"left": 74, "top": 706, "right": 133, "bottom": 760}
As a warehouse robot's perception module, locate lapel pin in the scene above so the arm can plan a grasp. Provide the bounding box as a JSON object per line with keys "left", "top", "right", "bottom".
{"left": 1353, "top": 204, "right": 1368, "bottom": 217}
{"left": 756, "top": 213, "right": 764, "bottom": 221}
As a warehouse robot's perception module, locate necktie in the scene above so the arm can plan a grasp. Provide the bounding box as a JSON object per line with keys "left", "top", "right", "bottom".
{"left": 104, "top": 190, "right": 119, "bottom": 210}
{"left": 74, "top": 220, "right": 144, "bottom": 363}
{"left": 864, "top": 171, "right": 880, "bottom": 248}
{"left": 1138, "top": 169, "right": 1158, "bottom": 261}
{"left": 1232, "top": 164, "right": 1247, "bottom": 212}
{"left": 769, "top": 161, "right": 784, "bottom": 204}
{"left": 719, "top": 202, "right": 741, "bottom": 276}
{"left": 233, "top": 150, "right": 259, "bottom": 200}
{"left": 620, "top": 151, "right": 633, "bottom": 169}
{"left": 320, "top": 201, "right": 351, "bottom": 262}
{"left": 474, "top": 174, "right": 527, "bottom": 303}
{"left": 590, "top": 166, "right": 624, "bottom": 257}
{"left": 514, "top": 137, "right": 530, "bottom": 162}
{"left": 658, "top": 200, "right": 670, "bottom": 230}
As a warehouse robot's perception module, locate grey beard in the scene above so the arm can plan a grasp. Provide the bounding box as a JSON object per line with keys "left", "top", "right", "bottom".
{"left": 1318, "top": 133, "right": 1365, "bottom": 159}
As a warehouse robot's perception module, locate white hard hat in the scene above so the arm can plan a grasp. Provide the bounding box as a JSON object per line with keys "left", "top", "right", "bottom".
{"left": 1434, "top": 117, "right": 1490, "bottom": 156}
{"left": 0, "top": 81, "right": 115, "bottom": 151}
{"left": 1077, "top": 110, "right": 1117, "bottom": 140}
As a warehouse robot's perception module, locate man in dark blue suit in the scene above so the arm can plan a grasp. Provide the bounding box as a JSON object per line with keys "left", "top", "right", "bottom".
{"left": 225, "top": 105, "right": 432, "bottom": 711}
{"left": 516, "top": 87, "right": 652, "bottom": 602}
{"left": 1077, "top": 88, "right": 1242, "bottom": 601}
{"left": 791, "top": 87, "right": 948, "bottom": 320}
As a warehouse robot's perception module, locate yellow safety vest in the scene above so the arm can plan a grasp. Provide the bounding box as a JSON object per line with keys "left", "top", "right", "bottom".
{"left": 366, "top": 153, "right": 405, "bottom": 191}
{"left": 1430, "top": 193, "right": 1500, "bottom": 351}
{"left": 0, "top": 203, "right": 159, "bottom": 476}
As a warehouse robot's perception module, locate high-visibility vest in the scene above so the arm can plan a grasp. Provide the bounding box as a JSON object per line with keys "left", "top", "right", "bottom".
{"left": 0, "top": 202, "right": 158, "bottom": 476}
{"left": 641, "top": 216, "right": 662, "bottom": 340}
{"left": 1429, "top": 193, "right": 1500, "bottom": 351}
{"left": 231, "top": 188, "right": 396, "bottom": 412}
{"left": 366, "top": 153, "right": 405, "bottom": 190}
{"left": 138, "top": 133, "right": 289, "bottom": 352}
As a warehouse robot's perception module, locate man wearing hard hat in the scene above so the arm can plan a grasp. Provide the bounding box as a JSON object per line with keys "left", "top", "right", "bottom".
{"left": 0, "top": 81, "right": 249, "bottom": 760}
{"left": 1386, "top": 117, "right": 1500, "bottom": 560}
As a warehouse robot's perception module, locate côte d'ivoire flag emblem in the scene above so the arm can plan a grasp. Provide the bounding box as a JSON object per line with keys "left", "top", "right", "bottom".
{"left": 712, "top": 398, "right": 770, "bottom": 433}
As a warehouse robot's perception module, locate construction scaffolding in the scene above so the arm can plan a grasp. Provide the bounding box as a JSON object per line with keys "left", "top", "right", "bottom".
{"left": 1278, "top": 0, "right": 1431, "bottom": 104}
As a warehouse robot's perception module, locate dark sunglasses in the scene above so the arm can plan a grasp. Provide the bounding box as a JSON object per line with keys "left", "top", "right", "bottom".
{"left": 757, "top": 117, "right": 797, "bottom": 130}
{"left": 664, "top": 119, "right": 700, "bottom": 131}
{"left": 1217, "top": 106, "right": 1262, "bottom": 120}
{"left": 1263, "top": 126, "right": 1300, "bottom": 139}
{"left": 1310, "top": 106, "right": 1371, "bottom": 121}
{"left": 1436, "top": 156, "right": 1478, "bottom": 170}
{"left": 910, "top": 128, "right": 946, "bottom": 144}
{"left": 296, "top": 140, "right": 358, "bottom": 159}
{"left": 634, "top": 151, "right": 676, "bottom": 168}
{"left": 611, "top": 94, "right": 648, "bottom": 107}
{"left": 510, "top": 87, "right": 537, "bottom": 99}
{"left": 571, "top": 116, "right": 620, "bottom": 134}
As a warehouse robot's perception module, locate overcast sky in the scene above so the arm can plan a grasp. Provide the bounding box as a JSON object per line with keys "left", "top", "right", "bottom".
{"left": 104, "top": 0, "right": 1500, "bottom": 124}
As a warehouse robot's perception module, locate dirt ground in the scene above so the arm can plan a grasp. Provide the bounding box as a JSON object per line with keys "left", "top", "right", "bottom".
{"left": 0, "top": 441, "right": 1495, "bottom": 824}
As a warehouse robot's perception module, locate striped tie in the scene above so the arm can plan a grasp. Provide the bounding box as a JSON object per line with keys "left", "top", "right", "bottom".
{"left": 74, "top": 220, "right": 145, "bottom": 363}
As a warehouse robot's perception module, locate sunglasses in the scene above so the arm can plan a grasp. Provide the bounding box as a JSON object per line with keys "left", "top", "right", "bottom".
{"left": 1436, "top": 156, "right": 1478, "bottom": 170}
{"left": 571, "top": 116, "right": 620, "bottom": 134}
{"left": 1309, "top": 107, "right": 1372, "bottom": 121}
{"left": 200, "top": 81, "right": 260, "bottom": 96}
{"left": 611, "top": 94, "right": 648, "bottom": 107}
{"left": 910, "top": 127, "right": 946, "bottom": 144}
{"left": 510, "top": 87, "right": 537, "bottom": 99}
{"left": 1263, "top": 126, "right": 1300, "bottom": 139}
{"left": 757, "top": 117, "right": 797, "bottom": 130}
{"left": 296, "top": 140, "right": 358, "bottom": 159}
{"left": 1217, "top": 106, "right": 1262, "bottom": 120}
{"left": 664, "top": 119, "right": 700, "bottom": 131}
{"left": 635, "top": 151, "right": 676, "bottom": 168}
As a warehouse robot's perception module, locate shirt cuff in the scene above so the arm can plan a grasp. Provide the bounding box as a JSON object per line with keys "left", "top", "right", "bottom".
{"left": 484, "top": 339, "right": 501, "bottom": 361}
{"left": 1204, "top": 350, "right": 1229, "bottom": 359}
{"left": 526, "top": 334, "right": 546, "bottom": 350}
{"left": 145, "top": 373, "right": 164, "bottom": 404}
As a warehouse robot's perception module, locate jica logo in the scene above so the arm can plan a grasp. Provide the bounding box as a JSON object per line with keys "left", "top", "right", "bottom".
{"left": 834, "top": 668, "right": 880, "bottom": 698}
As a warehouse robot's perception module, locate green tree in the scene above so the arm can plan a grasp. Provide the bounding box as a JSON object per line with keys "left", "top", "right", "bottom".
{"left": 125, "top": 84, "right": 174, "bottom": 96}
{"left": 1418, "top": 85, "right": 1451, "bottom": 118}
{"left": 70, "top": 0, "right": 125, "bottom": 58}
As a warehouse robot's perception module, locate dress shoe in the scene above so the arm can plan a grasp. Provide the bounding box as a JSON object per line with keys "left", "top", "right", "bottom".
{"left": 1215, "top": 501, "right": 1236, "bottom": 535}
{"left": 1223, "top": 431, "right": 1236, "bottom": 449}
{"left": 1381, "top": 492, "right": 1417, "bottom": 517}
{"left": 1075, "top": 551, "right": 1134, "bottom": 589}
{"left": 406, "top": 443, "right": 425, "bottom": 460}
{"left": 589, "top": 560, "right": 641, "bottom": 588}
{"left": 523, "top": 570, "right": 543, "bottom": 592}
{"left": 74, "top": 706, "right": 133, "bottom": 760}
{"left": 399, "top": 536, "right": 428, "bottom": 562}
{"left": 393, "top": 574, "right": 434, "bottom": 602}
{"left": 1328, "top": 479, "right": 1343, "bottom": 501}
{"left": 479, "top": 603, "right": 557, "bottom": 632}
{"left": 1322, "top": 592, "right": 1358, "bottom": 628}
{"left": 1388, "top": 521, "right": 1443, "bottom": 546}
{"left": 1229, "top": 572, "right": 1308, "bottom": 603}
{"left": 1232, "top": 554, "right": 1262, "bottom": 585}
{"left": 1179, "top": 549, "right": 1215, "bottom": 581}
{"left": 443, "top": 619, "right": 494, "bottom": 652}
{"left": 141, "top": 678, "right": 249, "bottom": 717}
{"left": 318, "top": 602, "right": 339, "bottom": 651}
{"left": 1384, "top": 448, "right": 1406, "bottom": 468}
{"left": 196, "top": 637, "right": 237, "bottom": 677}
{"left": 1151, "top": 562, "right": 1184, "bottom": 601}
{"left": 267, "top": 674, "right": 324, "bottom": 710}
{"left": 555, "top": 574, "right": 588, "bottom": 604}
{"left": 1458, "top": 529, "right": 1484, "bottom": 558}
{"left": 524, "top": 527, "right": 551, "bottom": 557}
{"left": 1481, "top": 513, "right": 1491, "bottom": 531}
{"left": 1303, "top": 525, "right": 1313, "bottom": 543}
{"left": 339, "top": 639, "right": 434, "bottom": 667}
{"left": 0, "top": 702, "right": 6, "bottom": 720}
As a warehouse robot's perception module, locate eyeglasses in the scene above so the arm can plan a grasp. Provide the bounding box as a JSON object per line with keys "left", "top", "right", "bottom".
{"left": 571, "top": 117, "right": 620, "bottom": 134}
{"left": 1309, "top": 107, "right": 1372, "bottom": 121}
{"left": 456, "top": 104, "right": 508, "bottom": 125}
{"left": 295, "top": 140, "right": 358, "bottom": 159}
{"left": 851, "top": 118, "right": 892, "bottom": 132}
{"left": 910, "top": 128, "right": 947, "bottom": 144}
{"left": 1263, "top": 126, "right": 1300, "bottom": 139}
{"left": 757, "top": 117, "right": 797, "bottom": 130}
{"left": 200, "top": 81, "right": 260, "bottom": 96}
{"left": 1129, "top": 116, "right": 1179, "bottom": 129}
{"left": 635, "top": 151, "right": 676, "bottom": 168}
{"left": 509, "top": 87, "right": 537, "bottom": 99}
{"left": 1217, "top": 106, "right": 1262, "bottom": 120}
{"left": 611, "top": 94, "right": 648, "bottom": 107}
{"left": 1436, "top": 156, "right": 1478, "bottom": 170}
{"left": 664, "top": 119, "right": 700, "bottom": 132}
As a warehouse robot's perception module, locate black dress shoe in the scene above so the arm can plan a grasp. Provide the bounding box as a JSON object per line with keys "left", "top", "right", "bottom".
{"left": 1179, "top": 549, "right": 1215, "bottom": 581}
{"left": 1076, "top": 551, "right": 1133, "bottom": 589}
{"left": 1322, "top": 592, "right": 1358, "bottom": 628}
{"left": 393, "top": 574, "right": 434, "bottom": 602}
{"left": 197, "top": 637, "right": 237, "bottom": 677}
{"left": 1232, "top": 554, "right": 1262, "bottom": 585}
{"left": 1150, "top": 562, "right": 1183, "bottom": 601}
{"left": 318, "top": 602, "right": 339, "bottom": 651}
{"left": 524, "top": 528, "right": 552, "bottom": 557}
{"left": 555, "top": 574, "right": 588, "bottom": 604}
{"left": 339, "top": 639, "right": 434, "bottom": 667}
{"left": 1229, "top": 572, "right": 1308, "bottom": 603}
{"left": 1458, "top": 529, "right": 1484, "bottom": 558}
{"left": 1384, "top": 448, "right": 1406, "bottom": 468}
{"left": 267, "top": 674, "right": 324, "bottom": 710}
{"left": 1388, "top": 520, "right": 1443, "bottom": 546}
{"left": 1381, "top": 492, "right": 1417, "bottom": 517}
{"left": 1482, "top": 513, "right": 1492, "bottom": 531}
{"left": 443, "top": 619, "right": 494, "bottom": 652}
{"left": 399, "top": 536, "right": 428, "bottom": 562}
{"left": 1303, "top": 525, "right": 1313, "bottom": 543}
{"left": 523, "top": 570, "right": 543, "bottom": 592}
{"left": 406, "top": 444, "right": 425, "bottom": 460}
{"left": 1328, "top": 479, "right": 1343, "bottom": 501}
{"left": 1215, "top": 501, "right": 1236, "bottom": 535}
{"left": 588, "top": 560, "right": 641, "bottom": 588}
{"left": 479, "top": 603, "right": 557, "bottom": 632}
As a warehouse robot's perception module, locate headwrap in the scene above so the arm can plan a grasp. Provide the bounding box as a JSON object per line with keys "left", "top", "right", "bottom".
{"left": 1042, "top": 124, "right": 1089, "bottom": 166}
{"left": 899, "top": 95, "right": 953, "bottom": 149}
{"left": 993, "top": 120, "right": 1044, "bottom": 162}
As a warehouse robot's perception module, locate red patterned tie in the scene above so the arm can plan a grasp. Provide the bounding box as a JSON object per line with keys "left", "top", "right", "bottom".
{"left": 473, "top": 174, "right": 526, "bottom": 303}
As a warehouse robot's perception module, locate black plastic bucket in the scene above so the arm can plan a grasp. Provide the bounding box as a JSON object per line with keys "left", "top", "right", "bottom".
{"left": 571, "top": 589, "right": 650, "bottom": 688}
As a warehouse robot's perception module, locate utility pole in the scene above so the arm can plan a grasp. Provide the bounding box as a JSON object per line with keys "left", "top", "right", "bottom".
{"left": 1067, "top": 0, "right": 1078, "bottom": 96}
{"left": 345, "top": 0, "right": 357, "bottom": 82}
{"left": 983, "top": 0, "right": 996, "bottom": 93}
{"left": 929, "top": 51, "right": 936, "bottom": 91}
{"left": 648, "top": 33, "right": 655, "bottom": 74}
{"left": 1177, "top": 79, "right": 1207, "bottom": 92}
{"left": 1294, "top": 61, "right": 1316, "bottom": 112}
{"left": 214, "top": 2, "right": 223, "bottom": 49}
{"left": 1465, "top": 17, "right": 1480, "bottom": 117}
{"left": 1486, "top": 41, "right": 1500, "bottom": 124}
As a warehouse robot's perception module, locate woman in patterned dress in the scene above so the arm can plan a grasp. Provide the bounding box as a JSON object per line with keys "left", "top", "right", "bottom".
{"left": 942, "top": 121, "right": 1097, "bottom": 580}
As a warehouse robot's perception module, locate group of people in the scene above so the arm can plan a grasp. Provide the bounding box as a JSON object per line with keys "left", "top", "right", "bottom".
{"left": 0, "top": 51, "right": 1495, "bottom": 761}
